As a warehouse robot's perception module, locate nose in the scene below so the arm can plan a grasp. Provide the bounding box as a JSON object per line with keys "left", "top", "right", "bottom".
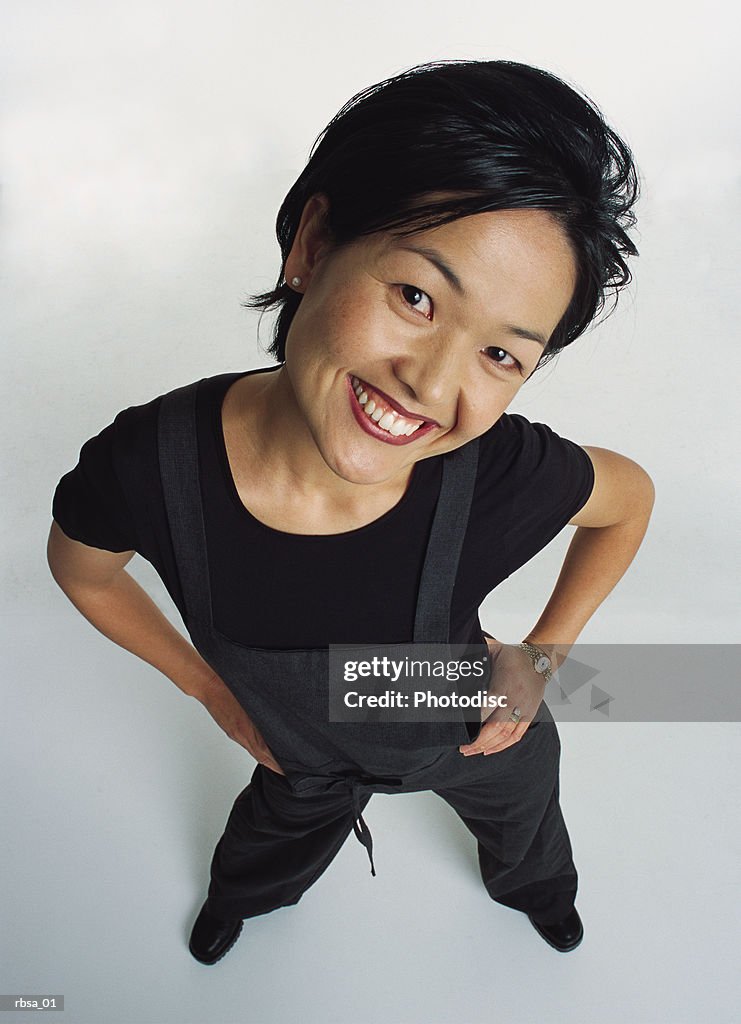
{"left": 391, "top": 334, "right": 463, "bottom": 416}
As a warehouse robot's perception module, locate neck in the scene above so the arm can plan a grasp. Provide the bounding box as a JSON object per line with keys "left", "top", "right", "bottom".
{"left": 241, "top": 366, "right": 414, "bottom": 508}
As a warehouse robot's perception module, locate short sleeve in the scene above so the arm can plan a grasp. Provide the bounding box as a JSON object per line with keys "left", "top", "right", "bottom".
{"left": 52, "top": 412, "right": 139, "bottom": 553}
{"left": 503, "top": 414, "right": 594, "bottom": 575}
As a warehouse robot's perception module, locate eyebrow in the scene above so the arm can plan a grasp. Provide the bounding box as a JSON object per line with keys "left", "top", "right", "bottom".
{"left": 397, "top": 243, "right": 549, "bottom": 348}
{"left": 399, "top": 244, "right": 466, "bottom": 296}
{"left": 505, "top": 324, "right": 548, "bottom": 349}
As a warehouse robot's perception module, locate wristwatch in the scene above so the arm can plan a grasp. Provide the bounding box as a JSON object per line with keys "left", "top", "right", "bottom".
{"left": 517, "top": 642, "right": 554, "bottom": 683}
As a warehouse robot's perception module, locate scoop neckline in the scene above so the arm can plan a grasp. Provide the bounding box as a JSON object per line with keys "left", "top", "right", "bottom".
{"left": 211, "top": 366, "right": 427, "bottom": 540}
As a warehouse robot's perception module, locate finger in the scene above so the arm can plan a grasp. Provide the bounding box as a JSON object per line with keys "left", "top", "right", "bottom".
{"left": 257, "top": 751, "right": 284, "bottom": 774}
{"left": 238, "top": 732, "right": 283, "bottom": 773}
{"left": 259, "top": 756, "right": 285, "bottom": 775}
{"left": 487, "top": 724, "right": 528, "bottom": 757}
{"left": 489, "top": 717, "right": 519, "bottom": 743}
{"left": 482, "top": 726, "right": 518, "bottom": 753}
{"left": 257, "top": 744, "right": 286, "bottom": 775}
{"left": 484, "top": 721, "right": 530, "bottom": 754}
{"left": 239, "top": 724, "right": 283, "bottom": 774}
{"left": 460, "top": 717, "right": 509, "bottom": 755}
{"left": 460, "top": 724, "right": 495, "bottom": 757}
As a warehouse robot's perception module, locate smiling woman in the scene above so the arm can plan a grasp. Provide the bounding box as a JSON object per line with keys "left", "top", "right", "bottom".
{"left": 247, "top": 61, "right": 638, "bottom": 369}
{"left": 261, "top": 201, "right": 578, "bottom": 492}
{"left": 48, "top": 59, "right": 651, "bottom": 963}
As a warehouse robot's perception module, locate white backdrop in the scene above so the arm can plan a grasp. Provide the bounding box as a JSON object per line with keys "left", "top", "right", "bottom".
{"left": 2, "top": 3, "right": 739, "bottom": 1023}
{"left": 3, "top": 0, "right": 739, "bottom": 637}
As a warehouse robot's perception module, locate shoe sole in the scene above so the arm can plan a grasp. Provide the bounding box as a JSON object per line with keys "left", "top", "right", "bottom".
{"left": 189, "top": 920, "right": 244, "bottom": 965}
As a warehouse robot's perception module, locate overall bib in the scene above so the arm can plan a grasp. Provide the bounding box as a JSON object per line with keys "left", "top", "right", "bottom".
{"left": 158, "top": 381, "right": 578, "bottom": 926}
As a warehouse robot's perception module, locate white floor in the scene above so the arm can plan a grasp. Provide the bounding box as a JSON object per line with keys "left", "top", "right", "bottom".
{"left": 3, "top": 609, "right": 740, "bottom": 1024}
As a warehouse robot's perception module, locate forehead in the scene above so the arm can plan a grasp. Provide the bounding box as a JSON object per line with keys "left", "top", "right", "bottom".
{"left": 370, "top": 208, "right": 578, "bottom": 322}
{"left": 379, "top": 208, "right": 572, "bottom": 268}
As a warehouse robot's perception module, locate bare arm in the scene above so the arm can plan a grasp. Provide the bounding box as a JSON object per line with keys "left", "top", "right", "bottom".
{"left": 524, "top": 445, "right": 655, "bottom": 652}
{"left": 47, "top": 520, "right": 215, "bottom": 696}
{"left": 462, "top": 446, "right": 655, "bottom": 756}
{"left": 46, "top": 520, "right": 285, "bottom": 772}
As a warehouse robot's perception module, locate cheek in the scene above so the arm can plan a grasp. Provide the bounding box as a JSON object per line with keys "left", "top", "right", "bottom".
{"left": 323, "top": 294, "right": 387, "bottom": 360}
{"left": 458, "top": 392, "right": 513, "bottom": 439}
{"left": 289, "top": 295, "right": 353, "bottom": 367}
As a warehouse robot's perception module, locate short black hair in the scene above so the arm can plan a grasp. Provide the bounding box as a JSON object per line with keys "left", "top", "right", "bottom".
{"left": 244, "top": 59, "right": 639, "bottom": 370}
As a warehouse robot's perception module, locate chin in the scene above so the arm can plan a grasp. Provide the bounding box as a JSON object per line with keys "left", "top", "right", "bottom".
{"left": 324, "top": 447, "right": 405, "bottom": 486}
{"left": 331, "top": 462, "right": 396, "bottom": 487}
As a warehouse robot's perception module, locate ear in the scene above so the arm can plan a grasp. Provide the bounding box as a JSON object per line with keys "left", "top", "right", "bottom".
{"left": 284, "top": 193, "right": 334, "bottom": 289}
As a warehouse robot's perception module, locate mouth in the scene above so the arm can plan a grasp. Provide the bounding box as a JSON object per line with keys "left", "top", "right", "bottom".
{"left": 346, "top": 374, "right": 439, "bottom": 446}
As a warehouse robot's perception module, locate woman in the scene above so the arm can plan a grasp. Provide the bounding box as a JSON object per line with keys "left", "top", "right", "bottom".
{"left": 47, "top": 60, "right": 654, "bottom": 963}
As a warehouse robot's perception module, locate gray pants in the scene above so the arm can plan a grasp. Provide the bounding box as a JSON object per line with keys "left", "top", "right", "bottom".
{"left": 206, "top": 717, "right": 578, "bottom": 926}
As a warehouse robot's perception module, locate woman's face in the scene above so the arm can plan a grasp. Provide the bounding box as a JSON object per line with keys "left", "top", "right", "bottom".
{"left": 283, "top": 196, "right": 577, "bottom": 488}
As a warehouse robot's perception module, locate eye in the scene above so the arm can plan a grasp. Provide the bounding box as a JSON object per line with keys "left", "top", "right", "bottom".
{"left": 398, "top": 284, "right": 433, "bottom": 320}
{"left": 484, "top": 347, "right": 522, "bottom": 374}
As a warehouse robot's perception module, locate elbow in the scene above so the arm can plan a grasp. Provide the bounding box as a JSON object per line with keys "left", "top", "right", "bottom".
{"left": 616, "top": 467, "right": 655, "bottom": 537}
{"left": 634, "top": 465, "right": 656, "bottom": 518}
{"left": 46, "top": 525, "right": 63, "bottom": 585}
{"left": 646, "top": 474, "right": 656, "bottom": 514}
{"left": 616, "top": 461, "right": 655, "bottom": 526}
{"left": 46, "top": 520, "right": 79, "bottom": 593}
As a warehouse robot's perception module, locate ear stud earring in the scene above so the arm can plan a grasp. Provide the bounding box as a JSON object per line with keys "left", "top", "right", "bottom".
{"left": 290, "top": 276, "right": 302, "bottom": 287}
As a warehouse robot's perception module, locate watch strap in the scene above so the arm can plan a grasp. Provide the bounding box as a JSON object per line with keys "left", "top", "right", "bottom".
{"left": 517, "top": 641, "right": 553, "bottom": 683}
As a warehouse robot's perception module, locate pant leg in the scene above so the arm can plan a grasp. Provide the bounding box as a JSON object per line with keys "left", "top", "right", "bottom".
{"left": 206, "top": 764, "right": 371, "bottom": 921}
{"left": 434, "top": 721, "right": 578, "bottom": 925}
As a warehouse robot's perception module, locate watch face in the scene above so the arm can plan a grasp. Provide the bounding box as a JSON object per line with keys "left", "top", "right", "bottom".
{"left": 535, "top": 655, "right": 551, "bottom": 673}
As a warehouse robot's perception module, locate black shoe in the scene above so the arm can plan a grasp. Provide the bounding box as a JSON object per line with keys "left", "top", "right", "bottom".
{"left": 528, "top": 907, "right": 584, "bottom": 952}
{"left": 188, "top": 901, "right": 243, "bottom": 965}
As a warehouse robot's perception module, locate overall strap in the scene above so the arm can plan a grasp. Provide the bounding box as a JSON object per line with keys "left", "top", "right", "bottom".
{"left": 413, "top": 437, "right": 480, "bottom": 644}
{"left": 157, "top": 380, "right": 213, "bottom": 628}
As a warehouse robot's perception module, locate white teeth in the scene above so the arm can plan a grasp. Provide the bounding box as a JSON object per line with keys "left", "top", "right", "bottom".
{"left": 351, "top": 375, "right": 427, "bottom": 438}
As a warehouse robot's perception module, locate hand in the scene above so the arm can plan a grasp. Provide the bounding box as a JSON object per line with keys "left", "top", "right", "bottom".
{"left": 458, "top": 639, "right": 550, "bottom": 757}
{"left": 195, "top": 672, "right": 286, "bottom": 775}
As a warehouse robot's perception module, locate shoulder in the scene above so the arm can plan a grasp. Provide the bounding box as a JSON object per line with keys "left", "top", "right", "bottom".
{"left": 475, "top": 412, "right": 594, "bottom": 491}
{"left": 51, "top": 374, "right": 225, "bottom": 553}
{"left": 461, "top": 414, "right": 597, "bottom": 576}
{"left": 471, "top": 412, "right": 596, "bottom": 538}
{"left": 110, "top": 371, "right": 239, "bottom": 450}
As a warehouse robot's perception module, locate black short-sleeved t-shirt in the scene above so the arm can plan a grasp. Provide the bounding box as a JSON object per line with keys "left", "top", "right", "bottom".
{"left": 52, "top": 367, "right": 594, "bottom": 649}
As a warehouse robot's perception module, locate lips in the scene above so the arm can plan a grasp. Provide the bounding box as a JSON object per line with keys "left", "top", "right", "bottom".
{"left": 350, "top": 375, "right": 439, "bottom": 427}
{"left": 346, "top": 375, "right": 439, "bottom": 446}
